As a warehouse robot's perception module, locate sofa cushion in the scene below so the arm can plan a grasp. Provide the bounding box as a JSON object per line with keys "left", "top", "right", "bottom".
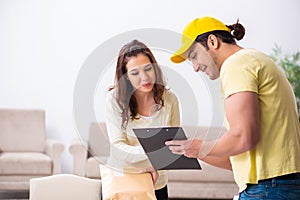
{"left": 168, "top": 182, "right": 238, "bottom": 199}
{"left": 0, "top": 152, "right": 52, "bottom": 175}
{"left": 0, "top": 109, "right": 46, "bottom": 152}
{"left": 168, "top": 161, "right": 235, "bottom": 182}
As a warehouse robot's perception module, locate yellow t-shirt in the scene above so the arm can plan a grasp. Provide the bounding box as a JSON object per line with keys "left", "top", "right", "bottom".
{"left": 105, "top": 88, "right": 181, "bottom": 190}
{"left": 220, "top": 48, "right": 300, "bottom": 192}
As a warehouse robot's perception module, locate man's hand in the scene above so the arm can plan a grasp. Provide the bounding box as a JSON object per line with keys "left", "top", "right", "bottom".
{"left": 165, "top": 139, "right": 202, "bottom": 158}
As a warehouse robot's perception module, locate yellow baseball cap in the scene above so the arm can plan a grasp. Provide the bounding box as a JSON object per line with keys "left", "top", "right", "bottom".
{"left": 170, "top": 16, "right": 231, "bottom": 63}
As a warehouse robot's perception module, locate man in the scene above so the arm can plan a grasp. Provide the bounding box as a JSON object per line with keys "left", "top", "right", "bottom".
{"left": 166, "top": 16, "right": 300, "bottom": 199}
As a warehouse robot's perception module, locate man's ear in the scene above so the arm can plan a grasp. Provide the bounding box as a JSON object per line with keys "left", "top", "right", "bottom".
{"left": 207, "top": 34, "right": 219, "bottom": 49}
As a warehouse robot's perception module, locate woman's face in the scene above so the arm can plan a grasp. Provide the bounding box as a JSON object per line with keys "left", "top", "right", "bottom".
{"left": 126, "top": 53, "right": 156, "bottom": 94}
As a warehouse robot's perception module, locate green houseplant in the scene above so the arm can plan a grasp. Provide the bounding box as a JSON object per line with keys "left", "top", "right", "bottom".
{"left": 270, "top": 44, "right": 300, "bottom": 121}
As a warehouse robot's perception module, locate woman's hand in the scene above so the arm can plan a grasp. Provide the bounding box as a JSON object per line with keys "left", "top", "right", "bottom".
{"left": 141, "top": 167, "right": 159, "bottom": 185}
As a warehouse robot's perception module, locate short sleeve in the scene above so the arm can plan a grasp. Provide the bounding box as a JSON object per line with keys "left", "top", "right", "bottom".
{"left": 221, "top": 53, "right": 259, "bottom": 98}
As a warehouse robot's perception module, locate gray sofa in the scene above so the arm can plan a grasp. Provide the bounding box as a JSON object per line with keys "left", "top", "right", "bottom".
{"left": 69, "top": 122, "right": 238, "bottom": 199}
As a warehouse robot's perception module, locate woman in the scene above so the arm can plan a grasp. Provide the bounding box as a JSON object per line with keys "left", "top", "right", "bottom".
{"left": 105, "top": 40, "right": 180, "bottom": 199}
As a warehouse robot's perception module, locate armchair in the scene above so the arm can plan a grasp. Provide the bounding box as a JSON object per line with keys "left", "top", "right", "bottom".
{"left": 0, "top": 108, "right": 64, "bottom": 190}
{"left": 69, "top": 122, "right": 109, "bottom": 179}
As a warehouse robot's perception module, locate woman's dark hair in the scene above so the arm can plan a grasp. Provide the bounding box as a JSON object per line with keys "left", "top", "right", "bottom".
{"left": 195, "top": 20, "right": 246, "bottom": 50}
{"left": 109, "top": 40, "right": 166, "bottom": 128}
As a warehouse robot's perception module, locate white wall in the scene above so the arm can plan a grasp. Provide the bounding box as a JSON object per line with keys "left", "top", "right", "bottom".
{"left": 1, "top": 0, "right": 299, "bottom": 173}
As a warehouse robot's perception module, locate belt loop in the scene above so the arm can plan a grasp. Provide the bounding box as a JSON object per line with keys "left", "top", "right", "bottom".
{"left": 271, "top": 178, "right": 276, "bottom": 188}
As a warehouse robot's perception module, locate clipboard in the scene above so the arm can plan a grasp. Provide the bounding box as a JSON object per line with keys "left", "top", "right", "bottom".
{"left": 133, "top": 127, "right": 201, "bottom": 170}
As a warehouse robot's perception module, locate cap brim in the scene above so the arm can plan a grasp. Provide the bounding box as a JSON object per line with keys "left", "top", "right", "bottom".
{"left": 170, "top": 39, "right": 194, "bottom": 64}
{"left": 170, "top": 54, "right": 186, "bottom": 63}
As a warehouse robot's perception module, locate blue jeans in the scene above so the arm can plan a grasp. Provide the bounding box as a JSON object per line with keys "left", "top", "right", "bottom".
{"left": 239, "top": 173, "right": 300, "bottom": 200}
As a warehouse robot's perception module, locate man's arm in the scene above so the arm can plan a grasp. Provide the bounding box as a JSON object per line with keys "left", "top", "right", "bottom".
{"left": 202, "top": 155, "right": 232, "bottom": 170}
{"left": 208, "top": 91, "right": 260, "bottom": 157}
{"left": 166, "top": 91, "right": 260, "bottom": 167}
